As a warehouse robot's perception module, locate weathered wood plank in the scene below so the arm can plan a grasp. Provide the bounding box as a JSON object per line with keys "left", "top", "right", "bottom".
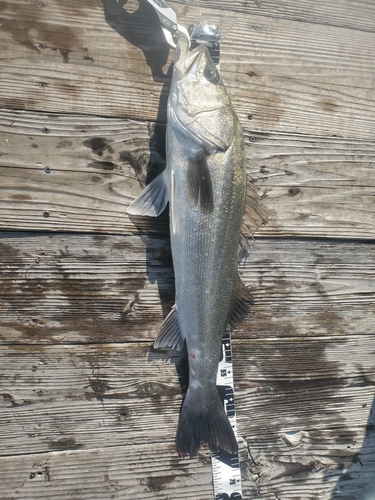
{"left": 1, "top": 233, "right": 374, "bottom": 344}
{"left": 1, "top": 2, "right": 375, "bottom": 498}
{"left": 1, "top": 230, "right": 373, "bottom": 496}
{"left": 0, "top": 342, "right": 184, "bottom": 455}
{"left": 0, "top": 0, "right": 171, "bottom": 119}
{"left": 0, "top": 110, "right": 150, "bottom": 233}
{"left": 0, "top": 443, "right": 214, "bottom": 500}
{"left": 0, "top": 337, "right": 374, "bottom": 498}
{"left": 0, "top": 232, "right": 174, "bottom": 344}
{"left": 0, "top": 441, "right": 373, "bottom": 500}
{"left": 0, "top": 0, "right": 374, "bottom": 139}
{"left": 1, "top": 110, "right": 374, "bottom": 238}
{"left": 240, "top": 237, "right": 375, "bottom": 339}
{"left": 0, "top": 338, "right": 374, "bottom": 452}
{"left": 173, "top": 0, "right": 375, "bottom": 32}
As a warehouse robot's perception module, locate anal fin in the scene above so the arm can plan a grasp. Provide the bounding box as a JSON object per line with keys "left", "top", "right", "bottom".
{"left": 154, "top": 305, "right": 185, "bottom": 351}
{"left": 227, "top": 277, "right": 253, "bottom": 329}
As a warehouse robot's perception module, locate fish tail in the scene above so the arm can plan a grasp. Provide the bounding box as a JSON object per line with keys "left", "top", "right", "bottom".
{"left": 176, "top": 389, "right": 238, "bottom": 458}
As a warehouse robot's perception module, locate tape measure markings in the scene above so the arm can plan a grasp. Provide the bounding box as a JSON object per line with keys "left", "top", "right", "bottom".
{"left": 212, "top": 331, "right": 243, "bottom": 500}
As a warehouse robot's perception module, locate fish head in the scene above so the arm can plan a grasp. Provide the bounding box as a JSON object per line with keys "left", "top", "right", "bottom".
{"left": 169, "top": 35, "right": 236, "bottom": 152}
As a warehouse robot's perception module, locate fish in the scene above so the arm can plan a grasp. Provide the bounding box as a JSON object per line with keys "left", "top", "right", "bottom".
{"left": 127, "top": 33, "right": 267, "bottom": 458}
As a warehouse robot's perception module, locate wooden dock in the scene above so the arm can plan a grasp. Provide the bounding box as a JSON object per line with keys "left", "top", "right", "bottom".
{"left": 1, "top": 0, "right": 374, "bottom": 498}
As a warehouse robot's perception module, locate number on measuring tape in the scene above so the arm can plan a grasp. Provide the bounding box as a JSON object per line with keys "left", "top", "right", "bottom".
{"left": 212, "top": 331, "right": 242, "bottom": 500}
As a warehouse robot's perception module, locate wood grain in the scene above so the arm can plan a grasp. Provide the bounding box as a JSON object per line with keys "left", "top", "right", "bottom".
{"left": 0, "top": 439, "right": 373, "bottom": 499}
{"left": 1, "top": 110, "right": 374, "bottom": 238}
{"left": 0, "top": 232, "right": 173, "bottom": 344}
{"left": 172, "top": 0, "right": 375, "bottom": 32}
{"left": 0, "top": 442, "right": 214, "bottom": 500}
{"left": 0, "top": 337, "right": 373, "bottom": 498}
{"left": 0, "top": 0, "right": 374, "bottom": 138}
{"left": 0, "top": 232, "right": 374, "bottom": 498}
{"left": 1, "top": 0, "right": 375, "bottom": 498}
{"left": 0, "top": 336, "right": 374, "bottom": 449}
{"left": 1, "top": 234, "right": 374, "bottom": 344}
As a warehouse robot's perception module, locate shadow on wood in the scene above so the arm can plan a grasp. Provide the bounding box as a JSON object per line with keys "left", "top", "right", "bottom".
{"left": 101, "top": 0, "right": 170, "bottom": 79}
{"left": 330, "top": 393, "right": 375, "bottom": 499}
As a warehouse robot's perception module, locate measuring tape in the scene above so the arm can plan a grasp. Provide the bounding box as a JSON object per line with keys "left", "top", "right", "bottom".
{"left": 212, "top": 331, "right": 243, "bottom": 500}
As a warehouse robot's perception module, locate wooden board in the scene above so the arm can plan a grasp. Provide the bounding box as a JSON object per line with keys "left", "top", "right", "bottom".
{"left": 0, "top": 336, "right": 374, "bottom": 497}
{"left": 0, "top": 0, "right": 374, "bottom": 138}
{"left": 173, "top": 0, "right": 375, "bottom": 32}
{"left": 1, "top": 109, "right": 374, "bottom": 238}
{"left": 1, "top": 234, "right": 374, "bottom": 344}
{"left": 0, "top": 443, "right": 214, "bottom": 500}
{"left": 1, "top": 0, "right": 375, "bottom": 498}
{"left": 0, "top": 233, "right": 374, "bottom": 497}
{"left": 0, "top": 336, "right": 374, "bottom": 450}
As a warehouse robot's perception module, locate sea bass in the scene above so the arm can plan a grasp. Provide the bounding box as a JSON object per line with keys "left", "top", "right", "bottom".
{"left": 128, "top": 34, "right": 265, "bottom": 457}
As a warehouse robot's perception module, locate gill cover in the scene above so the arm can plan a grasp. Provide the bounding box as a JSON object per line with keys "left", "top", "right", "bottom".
{"left": 169, "top": 35, "right": 235, "bottom": 151}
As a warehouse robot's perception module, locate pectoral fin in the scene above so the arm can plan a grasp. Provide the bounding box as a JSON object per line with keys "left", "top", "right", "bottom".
{"left": 127, "top": 172, "right": 168, "bottom": 217}
{"left": 187, "top": 150, "right": 214, "bottom": 214}
{"left": 154, "top": 305, "right": 185, "bottom": 351}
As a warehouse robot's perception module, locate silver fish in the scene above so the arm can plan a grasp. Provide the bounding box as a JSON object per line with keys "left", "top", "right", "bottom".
{"left": 128, "top": 34, "right": 266, "bottom": 457}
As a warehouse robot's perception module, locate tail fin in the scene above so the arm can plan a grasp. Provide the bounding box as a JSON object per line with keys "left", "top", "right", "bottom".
{"left": 176, "top": 389, "right": 238, "bottom": 458}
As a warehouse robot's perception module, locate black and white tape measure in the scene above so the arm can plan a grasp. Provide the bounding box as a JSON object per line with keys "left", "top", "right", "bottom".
{"left": 212, "top": 331, "right": 242, "bottom": 500}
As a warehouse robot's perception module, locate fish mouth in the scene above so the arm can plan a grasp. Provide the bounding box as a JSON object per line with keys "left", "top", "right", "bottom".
{"left": 174, "top": 35, "right": 206, "bottom": 76}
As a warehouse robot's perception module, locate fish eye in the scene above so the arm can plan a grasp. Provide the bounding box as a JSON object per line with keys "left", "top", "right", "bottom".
{"left": 204, "top": 66, "right": 220, "bottom": 84}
